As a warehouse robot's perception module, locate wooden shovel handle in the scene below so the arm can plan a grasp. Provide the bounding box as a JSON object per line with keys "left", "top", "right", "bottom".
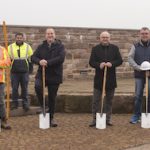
{"left": 42, "top": 66, "right": 46, "bottom": 116}
{"left": 146, "top": 71, "right": 149, "bottom": 114}
{"left": 101, "top": 66, "right": 107, "bottom": 115}
{"left": 2, "top": 21, "right": 10, "bottom": 119}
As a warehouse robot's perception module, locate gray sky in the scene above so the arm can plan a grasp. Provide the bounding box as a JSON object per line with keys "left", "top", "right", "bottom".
{"left": 1, "top": 0, "right": 150, "bottom": 29}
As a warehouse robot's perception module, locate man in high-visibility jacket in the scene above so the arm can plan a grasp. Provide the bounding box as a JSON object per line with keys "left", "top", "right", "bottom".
{"left": 0, "top": 45, "right": 11, "bottom": 129}
{"left": 8, "top": 32, "right": 33, "bottom": 111}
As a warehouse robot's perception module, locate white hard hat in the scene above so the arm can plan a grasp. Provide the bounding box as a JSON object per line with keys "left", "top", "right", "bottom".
{"left": 140, "top": 61, "right": 150, "bottom": 70}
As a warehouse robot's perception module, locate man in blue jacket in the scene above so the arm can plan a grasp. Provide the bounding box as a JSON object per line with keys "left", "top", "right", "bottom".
{"left": 32, "top": 28, "right": 65, "bottom": 127}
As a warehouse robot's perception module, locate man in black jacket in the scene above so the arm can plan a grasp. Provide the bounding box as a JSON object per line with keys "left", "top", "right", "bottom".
{"left": 31, "top": 28, "right": 65, "bottom": 127}
{"left": 89, "top": 31, "right": 122, "bottom": 127}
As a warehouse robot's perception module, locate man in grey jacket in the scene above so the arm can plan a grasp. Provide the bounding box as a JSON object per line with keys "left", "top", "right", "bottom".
{"left": 128, "top": 27, "right": 150, "bottom": 124}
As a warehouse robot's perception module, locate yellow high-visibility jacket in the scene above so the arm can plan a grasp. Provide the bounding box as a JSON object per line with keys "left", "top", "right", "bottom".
{"left": 0, "top": 46, "right": 11, "bottom": 83}
{"left": 8, "top": 42, "right": 33, "bottom": 67}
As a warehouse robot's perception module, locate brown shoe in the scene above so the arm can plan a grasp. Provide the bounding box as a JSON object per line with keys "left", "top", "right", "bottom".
{"left": 1, "top": 118, "right": 11, "bottom": 130}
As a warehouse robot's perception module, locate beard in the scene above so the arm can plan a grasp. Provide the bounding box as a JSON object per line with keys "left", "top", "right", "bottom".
{"left": 16, "top": 41, "right": 23, "bottom": 46}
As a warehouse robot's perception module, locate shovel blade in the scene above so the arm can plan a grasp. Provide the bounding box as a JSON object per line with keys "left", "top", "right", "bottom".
{"left": 96, "top": 113, "right": 106, "bottom": 129}
{"left": 39, "top": 113, "right": 50, "bottom": 129}
{"left": 141, "top": 113, "right": 150, "bottom": 128}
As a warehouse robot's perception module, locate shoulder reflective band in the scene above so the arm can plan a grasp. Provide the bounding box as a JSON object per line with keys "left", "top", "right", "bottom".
{"left": 0, "top": 47, "right": 2, "bottom": 59}
{"left": 26, "top": 44, "right": 29, "bottom": 58}
{"left": 10, "top": 44, "right": 14, "bottom": 59}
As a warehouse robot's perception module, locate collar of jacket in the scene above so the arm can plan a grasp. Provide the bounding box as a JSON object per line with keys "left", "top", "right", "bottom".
{"left": 42, "top": 39, "right": 61, "bottom": 47}
{"left": 138, "top": 40, "right": 150, "bottom": 47}
{"left": 99, "top": 43, "right": 110, "bottom": 48}
{"left": 15, "top": 42, "right": 24, "bottom": 47}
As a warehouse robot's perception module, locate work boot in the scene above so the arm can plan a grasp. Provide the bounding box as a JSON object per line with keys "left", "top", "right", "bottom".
{"left": 89, "top": 114, "right": 96, "bottom": 127}
{"left": 23, "top": 104, "right": 30, "bottom": 112}
{"left": 1, "top": 118, "right": 11, "bottom": 130}
{"left": 22, "top": 101, "right": 30, "bottom": 112}
{"left": 11, "top": 102, "right": 18, "bottom": 110}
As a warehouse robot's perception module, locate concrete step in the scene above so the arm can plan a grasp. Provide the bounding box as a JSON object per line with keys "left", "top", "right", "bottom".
{"left": 6, "top": 94, "right": 146, "bottom": 114}
{"left": 10, "top": 106, "right": 40, "bottom": 117}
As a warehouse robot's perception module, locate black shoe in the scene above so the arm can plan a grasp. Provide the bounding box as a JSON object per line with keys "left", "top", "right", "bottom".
{"left": 23, "top": 105, "right": 30, "bottom": 112}
{"left": 106, "top": 122, "right": 113, "bottom": 126}
{"left": 11, "top": 103, "right": 18, "bottom": 110}
{"left": 89, "top": 120, "right": 96, "bottom": 127}
{"left": 50, "top": 119, "right": 58, "bottom": 127}
{"left": 1, "top": 118, "right": 11, "bottom": 130}
{"left": 36, "top": 109, "right": 42, "bottom": 114}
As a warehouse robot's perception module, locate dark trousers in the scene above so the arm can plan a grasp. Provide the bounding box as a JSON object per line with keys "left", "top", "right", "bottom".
{"left": 35, "top": 78, "right": 59, "bottom": 119}
{"left": 92, "top": 88, "right": 115, "bottom": 122}
{"left": 11, "top": 72, "right": 29, "bottom": 106}
{"left": 0, "top": 83, "right": 6, "bottom": 118}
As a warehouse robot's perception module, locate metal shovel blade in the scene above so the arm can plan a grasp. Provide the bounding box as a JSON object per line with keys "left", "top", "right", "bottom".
{"left": 96, "top": 113, "right": 106, "bottom": 129}
{"left": 39, "top": 113, "right": 50, "bottom": 129}
{"left": 141, "top": 113, "right": 150, "bottom": 128}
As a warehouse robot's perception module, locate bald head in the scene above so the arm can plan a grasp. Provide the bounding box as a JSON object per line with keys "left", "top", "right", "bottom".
{"left": 100, "top": 31, "right": 110, "bottom": 38}
{"left": 100, "top": 31, "right": 110, "bottom": 45}
{"left": 45, "top": 28, "right": 56, "bottom": 43}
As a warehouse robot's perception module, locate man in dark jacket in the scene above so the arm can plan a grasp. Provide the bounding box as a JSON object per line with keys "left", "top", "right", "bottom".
{"left": 31, "top": 28, "right": 65, "bottom": 127}
{"left": 89, "top": 31, "right": 123, "bottom": 127}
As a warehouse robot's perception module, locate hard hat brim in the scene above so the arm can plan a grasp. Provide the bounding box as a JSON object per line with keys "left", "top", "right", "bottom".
{"left": 140, "top": 67, "right": 150, "bottom": 71}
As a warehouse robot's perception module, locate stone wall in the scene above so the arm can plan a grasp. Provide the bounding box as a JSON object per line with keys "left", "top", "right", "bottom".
{"left": 0, "top": 25, "right": 139, "bottom": 82}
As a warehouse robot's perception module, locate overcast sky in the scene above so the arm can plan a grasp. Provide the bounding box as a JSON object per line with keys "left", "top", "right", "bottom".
{"left": 0, "top": 0, "right": 150, "bottom": 29}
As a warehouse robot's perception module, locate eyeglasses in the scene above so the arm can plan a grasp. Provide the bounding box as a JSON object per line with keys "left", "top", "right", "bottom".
{"left": 101, "top": 37, "right": 109, "bottom": 39}
{"left": 140, "top": 33, "right": 149, "bottom": 35}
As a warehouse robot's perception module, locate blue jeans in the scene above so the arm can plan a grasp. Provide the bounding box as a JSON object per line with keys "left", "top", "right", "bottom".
{"left": 131, "top": 78, "right": 150, "bottom": 121}
{"left": 0, "top": 83, "right": 6, "bottom": 118}
{"left": 11, "top": 72, "right": 29, "bottom": 106}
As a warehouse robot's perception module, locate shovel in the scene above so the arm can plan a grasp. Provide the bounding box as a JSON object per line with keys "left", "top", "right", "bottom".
{"left": 39, "top": 66, "right": 50, "bottom": 129}
{"left": 96, "top": 66, "right": 107, "bottom": 129}
{"left": 141, "top": 71, "right": 150, "bottom": 128}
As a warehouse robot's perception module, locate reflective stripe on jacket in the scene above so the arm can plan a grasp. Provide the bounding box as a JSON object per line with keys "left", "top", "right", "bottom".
{"left": 0, "top": 46, "right": 11, "bottom": 83}
{"left": 8, "top": 42, "right": 33, "bottom": 68}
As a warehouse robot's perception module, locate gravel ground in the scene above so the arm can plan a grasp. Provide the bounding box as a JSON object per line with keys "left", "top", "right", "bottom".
{"left": 0, "top": 113, "right": 150, "bottom": 150}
